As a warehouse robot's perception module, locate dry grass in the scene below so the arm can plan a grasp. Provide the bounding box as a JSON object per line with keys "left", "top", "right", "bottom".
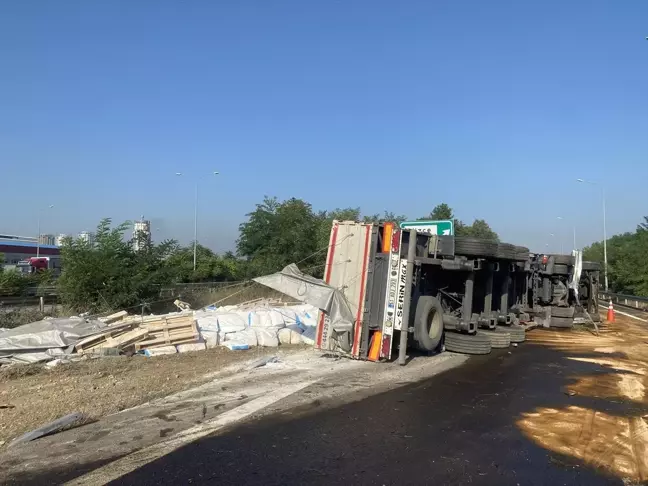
{"left": 0, "top": 345, "right": 303, "bottom": 445}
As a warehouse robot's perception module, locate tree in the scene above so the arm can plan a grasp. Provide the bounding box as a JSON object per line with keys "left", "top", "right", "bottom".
{"left": 362, "top": 211, "right": 407, "bottom": 225}
{"left": 637, "top": 216, "right": 648, "bottom": 232}
{"left": 57, "top": 218, "right": 179, "bottom": 313}
{"left": 419, "top": 203, "right": 499, "bottom": 241}
{"left": 583, "top": 218, "right": 648, "bottom": 296}
{"left": 421, "top": 203, "right": 454, "bottom": 221}
{"left": 458, "top": 219, "right": 500, "bottom": 242}
{"left": 237, "top": 197, "right": 322, "bottom": 276}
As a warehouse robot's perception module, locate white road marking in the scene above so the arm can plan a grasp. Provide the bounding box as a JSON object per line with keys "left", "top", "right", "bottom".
{"left": 65, "top": 380, "right": 315, "bottom": 485}
{"left": 599, "top": 304, "right": 648, "bottom": 322}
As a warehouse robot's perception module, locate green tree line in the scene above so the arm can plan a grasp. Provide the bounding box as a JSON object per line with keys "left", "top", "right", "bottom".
{"left": 1, "top": 199, "right": 498, "bottom": 313}
{"left": 582, "top": 216, "right": 648, "bottom": 296}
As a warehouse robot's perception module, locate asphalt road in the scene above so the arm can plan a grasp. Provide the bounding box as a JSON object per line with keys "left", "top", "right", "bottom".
{"left": 100, "top": 341, "right": 625, "bottom": 485}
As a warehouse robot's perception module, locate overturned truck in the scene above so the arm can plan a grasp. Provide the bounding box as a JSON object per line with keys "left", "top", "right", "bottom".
{"left": 314, "top": 220, "right": 601, "bottom": 362}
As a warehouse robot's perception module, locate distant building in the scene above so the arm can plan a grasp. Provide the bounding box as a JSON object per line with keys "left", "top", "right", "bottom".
{"left": 133, "top": 217, "right": 151, "bottom": 251}
{"left": 78, "top": 231, "right": 95, "bottom": 245}
{"left": 55, "top": 234, "right": 69, "bottom": 246}
{"left": 0, "top": 240, "right": 60, "bottom": 265}
{"left": 39, "top": 234, "right": 56, "bottom": 245}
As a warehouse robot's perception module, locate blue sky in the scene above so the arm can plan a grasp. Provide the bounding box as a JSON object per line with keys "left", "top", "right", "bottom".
{"left": 1, "top": 0, "right": 647, "bottom": 253}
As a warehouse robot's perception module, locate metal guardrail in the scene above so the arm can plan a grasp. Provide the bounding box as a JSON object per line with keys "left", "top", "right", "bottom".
{"left": 599, "top": 291, "right": 648, "bottom": 311}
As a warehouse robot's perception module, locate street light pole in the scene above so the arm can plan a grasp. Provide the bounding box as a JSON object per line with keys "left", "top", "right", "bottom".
{"left": 36, "top": 205, "right": 54, "bottom": 258}
{"left": 577, "top": 178, "right": 608, "bottom": 290}
{"left": 193, "top": 181, "right": 198, "bottom": 272}
{"left": 602, "top": 185, "right": 608, "bottom": 289}
{"left": 175, "top": 172, "right": 219, "bottom": 272}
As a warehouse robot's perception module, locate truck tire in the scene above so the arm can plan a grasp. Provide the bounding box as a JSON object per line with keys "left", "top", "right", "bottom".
{"left": 515, "top": 246, "right": 530, "bottom": 261}
{"left": 550, "top": 316, "right": 574, "bottom": 328}
{"left": 454, "top": 237, "right": 497, "bottom": 258}
{"left": 495, "top": 243, "right": 517, "bottom": 260}
{"left": 444, "top": 331, "right": 492, "bottom": 355}
{"left": 413, "top": 296, "right": 444, "bottom": 352}
{"left": 552, "top": 264, "right": 570, "bottom": 276}
{"left": 484, "top": 329, "right": 511, "bottom": 348}
{"left": 552, "top": 255, "right": 575, "bottom": 265}
{"left": 582, "top": 261, "right": 601, "bottom": 271}
{"left": 551, "top": 306, "right": 575, "bottom": 318}
{"left": 507, "top": 323, "right": 526, "bottom": 343}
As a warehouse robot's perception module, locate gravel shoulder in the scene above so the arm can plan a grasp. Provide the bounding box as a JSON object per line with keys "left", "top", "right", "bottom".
{"left": 0, "top": 345, "right": 302, "bottom": 445}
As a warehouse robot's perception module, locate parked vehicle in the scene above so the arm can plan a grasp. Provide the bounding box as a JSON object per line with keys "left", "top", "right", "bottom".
{"left": 314, "top": 220, "right": 600, "bottom": 361}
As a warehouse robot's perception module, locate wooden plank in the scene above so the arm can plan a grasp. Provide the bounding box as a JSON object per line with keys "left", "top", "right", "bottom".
{"left": 103, "top": 310, "right": 128, "bottom": 324}
{"left": 135, "top": 333, "right": 198, "bottom": 350}
{"left": 77, "top": 328, "right": 149, "bottom": 352}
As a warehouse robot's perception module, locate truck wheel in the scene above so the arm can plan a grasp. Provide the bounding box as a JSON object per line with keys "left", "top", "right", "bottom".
{"left": 550, "top": 316, "right": 574, "bottom": 328}
{"left": 514, "top": 246, "right": 530, "bottom": 261}
{"left": 444, "top": 331, "right": 491, "bottom": 355}
{"left": 551, "top": 306, "right": 575, "bottom": 318}
{"left": 496, "top": 243, "right": 517, "bottom": 260}
{"left": 413, "top": 296, "right": 444, "bottom": 351}
{"left": 484, "top": 328, "right": 511, "bottom": 348}
{"left": 552, "top": 255, "right": 575, "bottom": 265}
{"left": 552, "top": 264, "right": 570, "bottom": 276}
{"left": 507, "top": 323, "right": 526, "bottom": 343}
{"left": 454, "top": 237, "right": 497, "bottom": 258}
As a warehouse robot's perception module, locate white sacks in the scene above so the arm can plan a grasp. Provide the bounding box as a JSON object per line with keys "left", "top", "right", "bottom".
{"left": 196, "top": 304, "right": 323, "bottom": 349}
{"left": 278, "top": 325, "right": 303, "bottom": 345}
{"left": 224, "top": 328, "right": 258, "bottom": 347}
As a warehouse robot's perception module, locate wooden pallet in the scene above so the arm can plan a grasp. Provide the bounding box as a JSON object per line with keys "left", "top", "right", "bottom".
{"left": 135, "top": 316, "right": 199, "bottom": 350}
{"left": 76, "top": 326, "right": 149, "bottom": 353}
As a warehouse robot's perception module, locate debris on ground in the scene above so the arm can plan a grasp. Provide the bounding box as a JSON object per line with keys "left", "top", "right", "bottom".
{"left": 0, "top": 298, "right": 321, "bottom": 368}
{"left": 10, "top": 412, "right": 85, "bottom": 447}
{"left": 0, "top": 345, "right": 297, "bottom": 444}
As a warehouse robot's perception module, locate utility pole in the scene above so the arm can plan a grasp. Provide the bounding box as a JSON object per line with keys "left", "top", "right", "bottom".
{"left": 175, "top": 172, "right": 220, "bottom": 271}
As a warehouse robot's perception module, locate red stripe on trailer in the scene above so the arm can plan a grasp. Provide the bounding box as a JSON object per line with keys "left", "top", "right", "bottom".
{"left": 316, "top": 223, "right": 339, "bottom": 349}
{"left": 351, "top": 224, "right": 371, "bottom": 357}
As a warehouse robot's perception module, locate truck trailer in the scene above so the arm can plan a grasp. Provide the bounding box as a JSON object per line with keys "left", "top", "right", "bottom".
{"left": 314, "top": 220, "right": 600, "bottom": 362}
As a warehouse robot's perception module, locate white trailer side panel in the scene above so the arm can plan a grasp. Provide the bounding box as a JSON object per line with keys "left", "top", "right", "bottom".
{"left": 315, "top": 221, "right": 373, "bottom": 357}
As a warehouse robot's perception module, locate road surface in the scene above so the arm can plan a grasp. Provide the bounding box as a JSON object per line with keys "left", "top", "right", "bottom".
{"left": 108, "top": 340, "right": 628, "bottom": 485}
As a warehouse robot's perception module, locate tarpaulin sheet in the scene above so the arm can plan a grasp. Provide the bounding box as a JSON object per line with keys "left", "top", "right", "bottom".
{"left": 0, "top": 318, "right": 109, "bottom": 362}
{"left": 253, "top": 264, "right": 354, "bottom": 334}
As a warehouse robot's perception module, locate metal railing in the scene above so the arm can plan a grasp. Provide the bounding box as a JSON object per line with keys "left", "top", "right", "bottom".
{"left": 599, "top": 291, "right": 648, "bottom": 312}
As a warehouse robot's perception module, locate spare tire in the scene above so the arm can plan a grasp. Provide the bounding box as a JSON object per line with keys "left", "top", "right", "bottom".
{"left": 582, "top": 261, "right": 601, "bottom": 271}
{"left": 444, "top": 331, "right": 492, "bottom": 355}
{"left": 550, "top": 316, "right": 574, "bottom": 329}
{"left": 455, "top": 237, "right": 497, "bottom": 258}
{"left": 552, "top": 306, "right": 575, "bottom": 318}
{"left": 552, "top": 254, "right": 575, "bottom": 265}
{"left": 552, "top": 264, "right": 570, "bottom": 276}
{"left": 413, "top": 296, "right": 444, "bottom": 352}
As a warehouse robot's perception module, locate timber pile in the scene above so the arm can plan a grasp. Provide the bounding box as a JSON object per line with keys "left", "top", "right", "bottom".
{"left": 75, "top": 311, "right": 199, "bottom": 354}
{"left": 135, "top": 314, "right": 199, "bottom": 350}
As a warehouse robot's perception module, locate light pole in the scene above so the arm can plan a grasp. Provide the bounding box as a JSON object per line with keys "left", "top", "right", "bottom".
{"left": 577, "top": 178, "right": 608, "bottom": 289}
{"left": 36, "top": 205, "right": 55, "bottom": 257}
{"left": 175, "top": 172, "right": 219, "bottom": 271}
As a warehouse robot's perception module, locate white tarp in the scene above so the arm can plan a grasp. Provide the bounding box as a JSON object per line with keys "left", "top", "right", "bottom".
{"left": 253, "top": 264, "right": 354, "bottom": 334}
{"left": 569, "top": 250, "right": 583, "bottom": 296}
{"left": 0, "top": 317, "right": 110, "bottom": 364}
